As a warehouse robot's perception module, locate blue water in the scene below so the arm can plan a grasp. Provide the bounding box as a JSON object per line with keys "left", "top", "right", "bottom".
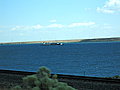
{"left": 0, "top": 42, "right": 120, "bottom": 77}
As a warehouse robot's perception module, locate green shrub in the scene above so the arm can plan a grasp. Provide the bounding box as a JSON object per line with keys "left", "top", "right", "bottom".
{"left": 12, "top": 66, "right": 77, "bottom": 90}
{"left": 112, "top": 75, "right": 120, "bottom": 79}
{"left": 12, "top": 85, "right": 22, "bottom": 90}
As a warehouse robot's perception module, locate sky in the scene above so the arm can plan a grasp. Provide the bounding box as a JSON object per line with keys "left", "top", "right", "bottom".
{"left": 0, "top": 0, "right": 120, "bottom": 42}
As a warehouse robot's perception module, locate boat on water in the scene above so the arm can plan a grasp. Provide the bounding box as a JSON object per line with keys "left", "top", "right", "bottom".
{"left": 42, "top": 43, "right": 63, "bottom": 46}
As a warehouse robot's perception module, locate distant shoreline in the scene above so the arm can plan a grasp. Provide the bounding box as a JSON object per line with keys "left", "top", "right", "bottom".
{"left": 0, "top": 37, "right": 120, "bottom": 45}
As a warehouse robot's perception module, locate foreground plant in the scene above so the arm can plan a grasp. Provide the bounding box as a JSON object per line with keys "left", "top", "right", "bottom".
{"left": 12, "top": 66, "right": 77, "bottom": 90}
{"left": 111, "top": 75, "right": 120, "bottom": 79}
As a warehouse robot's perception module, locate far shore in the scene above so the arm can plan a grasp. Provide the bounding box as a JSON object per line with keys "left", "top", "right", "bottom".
{"left": 0, "top": 39, "right": 83, "bottom": 45}
{"left": 0, "top": 37, "right": 120, "bottom": 45}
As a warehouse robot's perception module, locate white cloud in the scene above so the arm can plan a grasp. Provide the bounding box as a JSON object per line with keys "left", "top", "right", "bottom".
{"left": 11, "top": 22, "right": 96, "bottom": 30}
{"left": 31, "top": 25, "right": 43, "bottom": 29}
{"left": 47, "top": 24, "right": 65, "bottom": 28}
{"left": 68, "top": 22, "right": 95, "bottom": 28}
{"left": 49, "top": 20, "right": 57, "bottom": 23}
{"left": 97, "top": 7, "right": 114, "bottom": 13}
{"left": 104, "top": 0, "right": 120, "bottom": 8}
{"left": 11, "top": 25, "right": 43, "bottom": 30}
{"left": 11, "top": 26, "right": 23, "bottom": 30}
{"left": 97, "top": 0, "right": 120, "bottom": 13}
{"left": 11, "top": 24, "right": 65, "bottom": 30}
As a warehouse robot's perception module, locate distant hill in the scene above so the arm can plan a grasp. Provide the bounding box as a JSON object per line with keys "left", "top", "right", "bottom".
{"left": 80, "top": 37, "right": 120, "bottom": 42}
{"left": 0, "top": 37, "right": 120, "bottom": 45}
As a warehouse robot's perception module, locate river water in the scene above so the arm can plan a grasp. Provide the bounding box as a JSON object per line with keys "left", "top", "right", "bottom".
{"left": 0, "top": 42, "right": 120, "bottom": 77}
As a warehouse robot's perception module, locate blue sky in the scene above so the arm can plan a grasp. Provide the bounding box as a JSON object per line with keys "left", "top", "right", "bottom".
{"left": 0, "top": 0, "right": 120, "bottom": 42}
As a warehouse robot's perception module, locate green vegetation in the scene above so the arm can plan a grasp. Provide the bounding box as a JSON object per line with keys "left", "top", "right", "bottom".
{"left": 111, "top": 75, "right": 120, "bottom": 79}
{"left": 12, "top": 66, "right": 77, "bottom": 90}
{"left": 106, "top": 75, "right": 120, "bottom": 79}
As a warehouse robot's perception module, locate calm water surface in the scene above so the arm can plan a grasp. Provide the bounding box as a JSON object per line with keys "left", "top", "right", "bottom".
{"left": 0, "top": 42, "right": 120, "bottom": 77}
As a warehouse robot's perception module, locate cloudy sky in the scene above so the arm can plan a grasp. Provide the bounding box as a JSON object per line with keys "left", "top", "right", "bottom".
{"left": 0, "top": 0, "right": 120, "bottom": 42}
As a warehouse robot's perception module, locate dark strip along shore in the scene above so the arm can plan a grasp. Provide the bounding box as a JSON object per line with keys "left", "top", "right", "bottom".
{"left": 0, "top": 69, "right": 120, "bottom": 90}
